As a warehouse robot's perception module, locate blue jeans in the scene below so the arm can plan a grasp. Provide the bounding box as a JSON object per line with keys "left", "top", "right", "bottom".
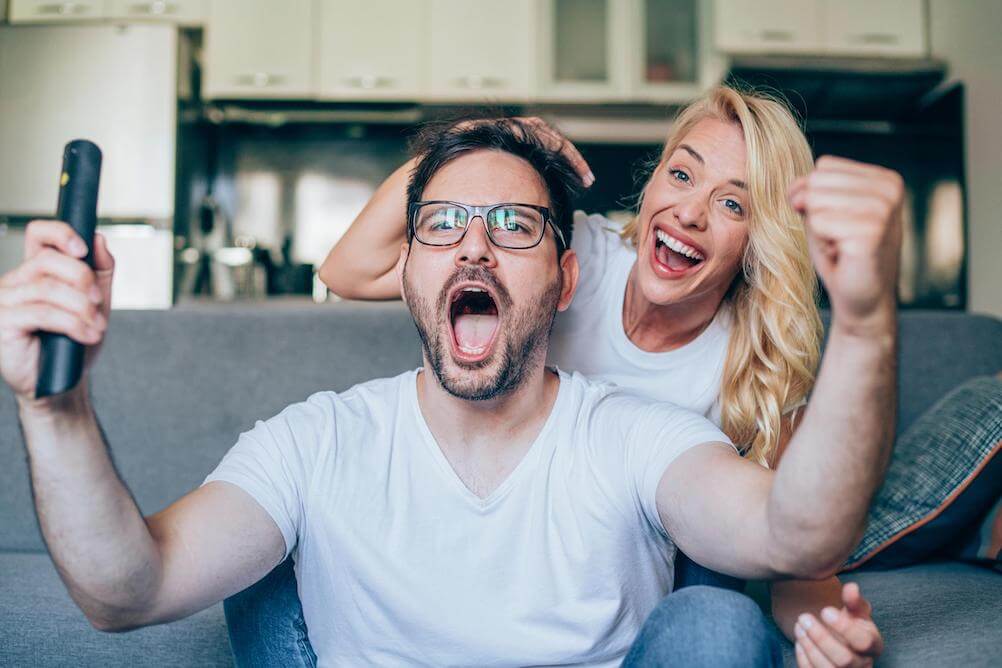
{"left": 224, "top": 555, "right": 771, "bottom": 667}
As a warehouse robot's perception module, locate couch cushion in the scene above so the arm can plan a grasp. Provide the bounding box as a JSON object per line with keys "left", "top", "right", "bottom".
{"left": 0, "top": 551, "right": 232, "bottom": 666}
{"left": 778, "top": 561, "right": 1002, "bottom": 666}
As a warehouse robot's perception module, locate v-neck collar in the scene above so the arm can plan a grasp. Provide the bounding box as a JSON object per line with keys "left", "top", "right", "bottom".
{"left": 407, "top": 368, "right": 567, "bottom": 511}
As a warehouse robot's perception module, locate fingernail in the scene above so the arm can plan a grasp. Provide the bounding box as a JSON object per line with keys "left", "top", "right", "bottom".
{"left": 585, "top": 171, "right": 595, "bottom": 186}
{"left": 821, "top": 607, "right": 839, "bottom": 623}
{"left": 798, "top": 614, "right": 814, "bottom": 629}
{"left": 89, "top": 286, "right": 102, "bottom": 303}
{"left": 71, "top": 239, "right": 87, "bottom": 256}
{"left": 795, "top": 624, "right": 806, "bottom": 639}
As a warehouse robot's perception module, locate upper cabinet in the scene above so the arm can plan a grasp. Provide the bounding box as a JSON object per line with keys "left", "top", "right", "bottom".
{"left": 202, "top": 0, "right": 314, "bottom": 100}
{"left": 427, "top": 0, "right": 535, "bottom": 102}
{"left": 715, "top": 0, "right": 927, "bottom": 57}
{"left": 714, "top": 0, "right": 822, "bottom": 54}
{"left": 537, "top": 0, "right": 629, "bottom": 101}
{"left": 8, "top": 0, "right": 205, "bottom": 24}
{"left": 537, "top": 0, "right": 721, "bottom": 103}
{"left": 316, "top": 0, "right": 426, "bottom": 101}
{"left": 633, "top": 0, "right": 723, "bottom": 101}
{"left": 105, "top": 0, "right": 205, "bottom": 25}
{"left": 9, "top": 0, "right": 107, "bottom": 22}
{"left": 822, "top": 0, "right": 926, "bottom": 57}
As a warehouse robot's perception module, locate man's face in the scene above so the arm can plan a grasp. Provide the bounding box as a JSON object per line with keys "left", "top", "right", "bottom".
{"left": 398, "top": 149, "right": 578, "bottom": 401}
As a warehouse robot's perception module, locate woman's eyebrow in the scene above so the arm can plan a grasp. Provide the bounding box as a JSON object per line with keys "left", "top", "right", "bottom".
{"left": 678, "top": 144, "right": 747, "bottom": 190}
{"left": 679, "top": 144, "right": 704, "bottom": 164}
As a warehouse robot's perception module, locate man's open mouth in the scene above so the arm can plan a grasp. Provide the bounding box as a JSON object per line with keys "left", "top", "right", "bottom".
{"left": 652, "top": 228, "right": 706, "bottom": 276}
{"left": 448, "top": 284, "right": 501, "bottom": 362}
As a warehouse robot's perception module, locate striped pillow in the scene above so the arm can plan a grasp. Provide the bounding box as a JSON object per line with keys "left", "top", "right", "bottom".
{"left": 844, "top": 375, "right": 1002, "bottom": 571}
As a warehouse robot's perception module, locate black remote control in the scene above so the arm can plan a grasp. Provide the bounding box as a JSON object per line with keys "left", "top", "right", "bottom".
{"left": 35, "top": 139, "right": 103, "bottom": 398}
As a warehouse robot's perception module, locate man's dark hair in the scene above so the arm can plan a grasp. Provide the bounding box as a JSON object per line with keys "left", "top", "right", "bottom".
{"left": 405, "top": 118, "right": 582, "bottom": 255}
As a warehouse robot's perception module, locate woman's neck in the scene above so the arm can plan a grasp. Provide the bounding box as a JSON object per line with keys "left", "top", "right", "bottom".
{"left": 621, "top": 264, "right": 724, "bottom": 353}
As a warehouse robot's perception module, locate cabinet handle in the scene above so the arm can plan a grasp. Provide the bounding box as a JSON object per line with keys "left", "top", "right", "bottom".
{"left": 344, "top": 75, "right": 396, "bottom": 90}
{"left": 35, "top": 2, "right": 92, "bottom": 15}
{"left": 849, "top": 33, "right": 900, "bottom": 46}
{"left": 127, "top": 1, "right": 179, "bottom": 15}
{"left": 234, "top": 73, "right": 287, "bottom": 87}
{"left": 759, "top": 30, "right": 795, "bottom": 42}
{"left": 454, "top": 75, "right": 505, "bottom": 89}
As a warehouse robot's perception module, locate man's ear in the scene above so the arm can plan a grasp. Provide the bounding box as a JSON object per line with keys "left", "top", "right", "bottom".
{"left": 396, "top": 241, "right": 410, "bottom": 304}
{"left": 556, "top": 249, "right": 579, "bottom": 312}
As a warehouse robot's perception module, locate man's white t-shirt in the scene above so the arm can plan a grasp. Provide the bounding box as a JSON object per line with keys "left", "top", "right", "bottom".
{"left": 204, "top": 368, "right": 731, "bottom": 667}
{"left": 548, "top": 212, "right": 732, "bottom": 425}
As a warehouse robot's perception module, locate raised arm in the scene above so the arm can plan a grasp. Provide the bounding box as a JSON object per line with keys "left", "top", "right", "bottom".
{"left": 318, "top": 158, "right": 416, "bottom": 300}
{"left": 3, "top": 221, "right": 284, "bottom": 631}
{"left": 658, "top": 156, "right": 903, "bottom": 581}
{"left": 318, "top": 117, "right": 593, "bottom": 300}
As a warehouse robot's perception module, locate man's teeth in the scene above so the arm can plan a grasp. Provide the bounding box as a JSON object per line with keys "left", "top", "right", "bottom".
{"left": 459, "top": 344, "right": 487, "bottom": 354}
{"left": 656, "top": 229, "right": 704, "bottom": 261}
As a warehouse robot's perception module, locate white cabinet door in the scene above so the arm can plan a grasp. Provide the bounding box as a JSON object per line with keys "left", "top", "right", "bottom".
{"left": 202, "top": 0, "right": 314, "bottom": 99}
{"left": 714, "top": 0, "right": 822, "bottom": 54}
{"left": 316, "top": 0, "right": 425, "bottom": 101}
{"left": 8, "top": 0, "right": 106, "bottom": 22}
{"left": 536, "top": 0, "right": 629, "bottom": 102}
{"left": 823, "top": 0, "right": 926, "bottom": 57}
{"left": 105, "top": 0, "right": 206, "bottom": 25}
{"left": 427, "top": 0, "right": 535, "bottom": 101}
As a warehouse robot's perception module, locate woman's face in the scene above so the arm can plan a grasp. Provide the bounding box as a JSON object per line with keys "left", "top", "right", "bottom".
{"left": 634, "top": 118, "right": 751, "bottom": 308}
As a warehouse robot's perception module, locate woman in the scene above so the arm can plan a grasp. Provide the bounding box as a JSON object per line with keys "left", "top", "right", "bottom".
{"left": 319, "top": 86, "right": 884, "bottom": 666}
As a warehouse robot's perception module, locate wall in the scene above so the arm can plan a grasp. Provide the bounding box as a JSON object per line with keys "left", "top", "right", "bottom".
{"left": 929, "top": 0, "right": 1002, "bottom": 317}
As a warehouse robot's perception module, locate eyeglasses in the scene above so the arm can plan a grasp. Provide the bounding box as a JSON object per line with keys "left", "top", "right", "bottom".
{"left": 408, "top": 201, "right": 566, "bottom": 250}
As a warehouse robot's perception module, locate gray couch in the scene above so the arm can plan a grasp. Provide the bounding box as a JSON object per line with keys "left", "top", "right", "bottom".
{"left": 1, "top": 303, "right": 1000, "bottom": 666}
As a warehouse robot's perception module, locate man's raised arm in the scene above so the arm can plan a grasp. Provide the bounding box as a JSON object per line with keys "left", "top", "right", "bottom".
{"left": 658, "top": 156, "right": 903, "bottom": 580}
{"left": 3, "top": 221, "right": 284, "bottom": 631}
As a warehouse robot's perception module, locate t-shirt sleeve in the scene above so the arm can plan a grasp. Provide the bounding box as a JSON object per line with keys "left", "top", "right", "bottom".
{"left": 202, "top": 393, "right": 335, "bottom": 560}
{"left": 569, "top": 210, "right": 623, "bottom": 302}
{"left": 592, "top": 392, "right": 735, "bottom": 540}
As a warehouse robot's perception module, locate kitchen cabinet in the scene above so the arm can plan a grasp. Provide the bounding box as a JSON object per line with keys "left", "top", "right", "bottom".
{"left": 715, "top": 0, "right": 927, "bottom": 57}
{"left": 9, "top": 0, "right": 204, "bottom": 23}
{"left": 714, "top": 0, "right": 822, "bottom": 54}
{"left": 105, "top": 0, "right": 205, "bottom": 25}
{"left": 316, "top": 0, "right": 426, "bottom": 101}
{"left": 202, "top": 0, "right": 314, "bottom": 99}
{"left": 427, "top": 0, "right": 535, "bottom": 102}
{"left": 633, "top": 0, "right": 723, "bottom": 101}
{"left": 538, "top": 0, "right": 720, "bottom": 103}
{"left": 8, "top": 0, "right": 106, "bottom": 22}
{"left": 823, "top": 0, "right": 926, "bottom": 57}
{"left": 537, "top": 0, "right": 629, "bottom": 101}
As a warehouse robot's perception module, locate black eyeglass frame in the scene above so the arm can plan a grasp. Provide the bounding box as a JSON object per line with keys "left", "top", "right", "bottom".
{"left": 408, "top": 200, "right": 567, "bottom": 251}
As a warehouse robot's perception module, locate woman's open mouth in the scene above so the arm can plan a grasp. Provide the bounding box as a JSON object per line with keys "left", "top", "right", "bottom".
{"left": 651, "top": 228, "right": 706, "bottom": 278}
{"left": 448, "top": 285, "right": 501, "bottom": 364}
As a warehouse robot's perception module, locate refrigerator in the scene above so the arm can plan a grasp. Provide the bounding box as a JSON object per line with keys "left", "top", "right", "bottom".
{"left": 0, "top": 22, "right": 176, "bottom": 308}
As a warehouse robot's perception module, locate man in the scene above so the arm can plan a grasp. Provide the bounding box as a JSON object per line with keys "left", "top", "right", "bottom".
{"left": 1, "top": 120, "right": 902, "bottom": 666}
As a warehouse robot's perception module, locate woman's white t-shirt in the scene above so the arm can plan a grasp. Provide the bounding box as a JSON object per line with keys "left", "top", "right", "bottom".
{"left": 548, "top": 211, "right": 731, "bottom": 426}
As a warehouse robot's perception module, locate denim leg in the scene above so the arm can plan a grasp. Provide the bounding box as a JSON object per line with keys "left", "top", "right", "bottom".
{"left": 622, "top": 586, "right": 783, "bottom": 668}
{"left": 224, "top": 556, "right": 317, "bottom": 668}
{"left": 673, "top": 550, "right": 746, "bottom": 592}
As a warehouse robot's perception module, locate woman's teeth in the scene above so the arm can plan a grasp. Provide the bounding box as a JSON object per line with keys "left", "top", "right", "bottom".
{"left": 655, "top": 229, "right": 704, "bottom": 261}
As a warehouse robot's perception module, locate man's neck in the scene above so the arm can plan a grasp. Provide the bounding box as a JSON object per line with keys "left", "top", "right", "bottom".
{"left": 415, "top": 361, "right": 560, "bottom": 498}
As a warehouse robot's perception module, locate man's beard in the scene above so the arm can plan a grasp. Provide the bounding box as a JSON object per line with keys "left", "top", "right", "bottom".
{"left": 403, "top": 264, "right": 562, "bottom": 401}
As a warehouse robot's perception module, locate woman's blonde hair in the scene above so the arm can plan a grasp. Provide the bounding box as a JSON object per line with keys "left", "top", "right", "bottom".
{"left": 621, "top": 85, "right": 823, "bottom": 467}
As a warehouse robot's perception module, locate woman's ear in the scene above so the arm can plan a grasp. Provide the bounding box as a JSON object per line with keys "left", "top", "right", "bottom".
{"left": 556, "top": 249, "right": 579, "bottom": 312}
